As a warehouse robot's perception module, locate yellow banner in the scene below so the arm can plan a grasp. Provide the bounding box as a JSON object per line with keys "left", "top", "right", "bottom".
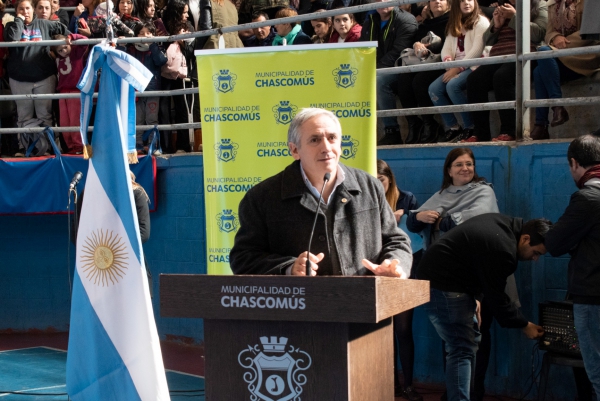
{"left": 196, "top": 43, "right": 377, "bottom": 275}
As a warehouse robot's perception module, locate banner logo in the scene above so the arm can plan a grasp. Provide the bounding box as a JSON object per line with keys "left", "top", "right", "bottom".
{"left": 216, "top": 209, "right": 239, "bottom": 233}
{"left": 272, "top": 101, "right": 298, "bottom": 125}
{"left": 332, "top": 64, "right": 358, "bottom": 88}
{"left": 214, "top": 139, "right": 239, "bottom": 162}
{"left": 213, "top": 69, "right": 237, "bottom": 93}
{"left": 238, "top": 336, "right": 312, "bottom": 401}
{"left": 340, "top": 135, "right": 359, "bottom": 160}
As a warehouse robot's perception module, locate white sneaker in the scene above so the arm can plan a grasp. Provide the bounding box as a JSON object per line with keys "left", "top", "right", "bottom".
{"left": 175, "top": 149, "right": 186, "bottom": 154}
{"left": 153, "top": 149, "right": 162, "bottom": 156}
{"left": 14, "top": 151, "right": 25, "bottom": 157}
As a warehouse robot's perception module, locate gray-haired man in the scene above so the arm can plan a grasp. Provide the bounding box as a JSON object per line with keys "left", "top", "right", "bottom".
{"left": 230, "top": 108, "right": 412, "bottom": 277}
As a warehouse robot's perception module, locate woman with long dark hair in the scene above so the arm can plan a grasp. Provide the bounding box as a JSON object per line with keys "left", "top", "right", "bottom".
{"left": 161, "top": 0, "right": 195, "bottom": 153}
{"left": 377, "top": 159, "right": 424, "bottom": 401}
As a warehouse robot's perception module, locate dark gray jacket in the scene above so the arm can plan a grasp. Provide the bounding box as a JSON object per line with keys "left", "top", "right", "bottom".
{"left": 545, "top": 178, "right": 600, "bottom": 304}
{"left": 230, "top": 160, "right": 412, "bottom": 276}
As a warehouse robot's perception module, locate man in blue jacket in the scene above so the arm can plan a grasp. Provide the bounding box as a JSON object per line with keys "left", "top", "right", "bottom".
{"left": 545, "top": 134, "right": 600, "bottom": 397}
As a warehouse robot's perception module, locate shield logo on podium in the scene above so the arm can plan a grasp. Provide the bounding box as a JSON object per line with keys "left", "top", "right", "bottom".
{"left": 238, "top": 336, "right": 312, "bottom": 401}
{"left": 253, "top": 353, "right": 296, "bottom": 401}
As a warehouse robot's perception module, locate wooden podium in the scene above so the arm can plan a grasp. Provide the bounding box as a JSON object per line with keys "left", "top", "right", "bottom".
{"left": 160, "top": 275, "right": 429, "bottom": 401}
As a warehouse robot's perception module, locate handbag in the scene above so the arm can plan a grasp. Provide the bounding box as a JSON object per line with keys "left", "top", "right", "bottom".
{"left": 396, "top": 31, "right": 443, "bottom": 66}
{"left": 397, "top": 48, "right": 442, "bottom": 66}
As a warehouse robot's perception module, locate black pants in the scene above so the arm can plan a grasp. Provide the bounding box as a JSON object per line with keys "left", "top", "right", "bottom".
{"left": 394, "top": 70, "right": 442, "bottom": 110}
{"left": 160, "top": 78, "right": 192, "bottom": 153}
{"left": 467, "top": 62, "right": 516, "bottom": 141}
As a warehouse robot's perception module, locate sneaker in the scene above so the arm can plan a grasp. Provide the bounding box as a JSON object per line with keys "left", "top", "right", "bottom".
{"left": 452, "top": 128, "right": 473, "bottom": 142}
{"left": 460, "top": 134, "right": 480, "bottom": 143}
{"left": 492, "top": 133, "right": 516, "bottom": 142}
{"left": 153, "top": 149, "right": 162, "bottom": 156}
{"left": 402, "top": 386, "right": 423, "bottom": 401}
{"left": 439, "top": 127, "right": 462, "bottom": 143}
{"left": 175, "top": 149, "right": 187, "bottom": 154}
{"left": 14, "top": 151, "right": 25, "bottom": 157}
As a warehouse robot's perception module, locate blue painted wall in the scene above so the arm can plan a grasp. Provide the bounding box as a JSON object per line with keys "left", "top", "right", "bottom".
{"left": 0, "top": 141, "right": 579, "bottom": 399}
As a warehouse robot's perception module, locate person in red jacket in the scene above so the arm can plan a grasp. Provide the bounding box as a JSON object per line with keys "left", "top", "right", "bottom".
{"left": 50, "top": 34, "right": 88, "bottom": 154}
{"left": 329, "top": 11, "right": 361, "bottom": 43}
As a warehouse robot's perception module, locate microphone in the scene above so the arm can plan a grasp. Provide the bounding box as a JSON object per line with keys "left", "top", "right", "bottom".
{"left": 306, "top": 172, "right": 331, "bottom": 276}
{"left": 69, "top": 171, "right": 83, "bottom": 190}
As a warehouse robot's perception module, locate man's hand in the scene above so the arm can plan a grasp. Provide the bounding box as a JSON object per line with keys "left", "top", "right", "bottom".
{"left": 291, "top": 252, "right": 324, "bottom": 276}
{"left": 475, "top": 300, "right": 482, "bottom": 330}
{"left": 522, "top": 322, "right": 544, "bottom": 339}
{"left": 362, "top": 259, "right": 407, "bottom": 278}
{"left": 416, "top": 210, "right": 440, "bottom": 224}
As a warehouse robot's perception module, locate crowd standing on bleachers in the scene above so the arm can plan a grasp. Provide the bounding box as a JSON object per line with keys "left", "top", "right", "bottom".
{"left": 0, "top": 0, "right": 598, "bottom": 156}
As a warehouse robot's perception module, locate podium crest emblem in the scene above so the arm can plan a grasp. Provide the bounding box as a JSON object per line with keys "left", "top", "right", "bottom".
{"left": 216, "top": 210, "right": 239, "bottom": 233}
{"left": 238, "top": 336, "right": 312, "bottom": 401}
{"left": 340, "top": 135, "right": 359, "bottom": 160}
{"left": 272, "top": 101, "right": 298, "bottom": 125}
{"left": 214, "top": 138, "right": 239, "bottom": 162}
{"left": 213, "top": 69, "right": 237, "bottom": 93}
{"left": 332, "top": 64, "right": 358, "bottom": 88}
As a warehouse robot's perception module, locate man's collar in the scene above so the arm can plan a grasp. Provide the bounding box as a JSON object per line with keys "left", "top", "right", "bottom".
{"left": 299, "top": 163, "right": 345, "bottom": 203}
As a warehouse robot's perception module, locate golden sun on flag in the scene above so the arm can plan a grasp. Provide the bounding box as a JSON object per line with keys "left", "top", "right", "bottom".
{"left": 80, "top": 229, "right": 129, "bottom": 286}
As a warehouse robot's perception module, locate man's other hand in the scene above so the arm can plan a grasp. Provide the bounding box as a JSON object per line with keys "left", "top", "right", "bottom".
{"left": 362, "top": 259, "right": 407, "bottom": 278}
{"left": 291, "top": 252, "right": 324, "bottom": 276}
{"left": 522, "top": 322, "right": 544, "bottom": 339}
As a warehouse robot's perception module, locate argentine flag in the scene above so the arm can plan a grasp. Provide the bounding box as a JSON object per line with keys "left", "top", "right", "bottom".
{"left": 66, "top": 43, "right": 170, "bottom": 401}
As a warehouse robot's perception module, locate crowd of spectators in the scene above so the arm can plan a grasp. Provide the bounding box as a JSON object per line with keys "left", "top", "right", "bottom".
{"left": 0, "top": 0, "right": 598, "bottom": 157}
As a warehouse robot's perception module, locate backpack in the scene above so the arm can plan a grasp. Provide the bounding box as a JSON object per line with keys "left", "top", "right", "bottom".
{"left": 161, "top": 42, "right": 187, "bottom": 80}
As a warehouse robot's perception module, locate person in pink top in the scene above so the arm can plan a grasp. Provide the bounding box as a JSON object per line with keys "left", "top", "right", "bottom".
{"left": 50, "top": 34, "right": 88, "bottom": 154}
{"left": 328, "top": 11, "right": 362, "bottom": 43}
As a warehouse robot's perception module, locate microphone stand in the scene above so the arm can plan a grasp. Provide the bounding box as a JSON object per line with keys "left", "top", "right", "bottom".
{"left": 305, "top": 173, "right": 330, "bottom": 276}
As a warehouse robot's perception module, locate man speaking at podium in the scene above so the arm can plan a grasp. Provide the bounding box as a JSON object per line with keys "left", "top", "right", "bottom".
{"left": 230, "top": 108, "right": 413, "bottom": 277}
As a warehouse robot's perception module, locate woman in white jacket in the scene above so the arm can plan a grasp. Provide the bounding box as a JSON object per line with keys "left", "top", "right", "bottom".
{"left": 428, "top": 0, "right": 489, "bottom": 142}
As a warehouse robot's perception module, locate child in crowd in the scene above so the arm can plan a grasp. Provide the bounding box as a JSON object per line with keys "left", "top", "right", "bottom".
{"left": 88, "top": 0, "right": 135, "bottom": 37}
{"left": 4, "top": 0, "right": 69, "bottom": 156}
{"left": 329, "top": 11, "right": 361, "bottom": 43}
{"left": 51, "top": 34, "right": 88, "bottom": 154}
{"left": 125, "top": 22, "right": 166, "bottom": 153}
{"left": 428, "top": 0, "right": 489, "bottom": 142}
{"left": 114, "top": 0, "right": 141, "bottom": 32}
{"left": 310, "top": 11, "right": 332, "bottom": 44}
